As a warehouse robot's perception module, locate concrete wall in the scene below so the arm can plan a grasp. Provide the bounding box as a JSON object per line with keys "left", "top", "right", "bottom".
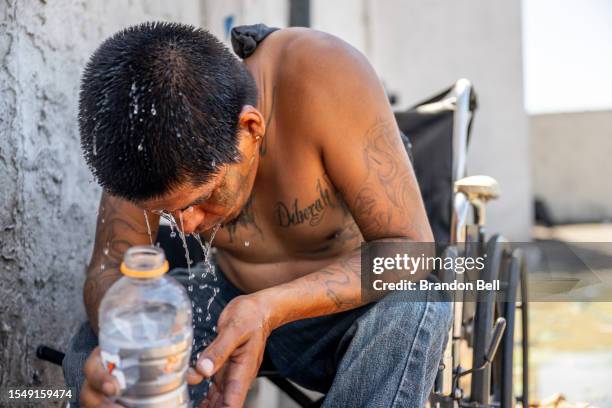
{"left": 312, "top": 0, "right": 532, "bottom": 240}
{"left": 530, "top": 110, "right": 612, "bottom": 223}
{"left": 0, "top": 0, "right": 200, "bottom": 404}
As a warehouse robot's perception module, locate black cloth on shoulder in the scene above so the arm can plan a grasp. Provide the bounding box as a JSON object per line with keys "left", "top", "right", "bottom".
{"left": 230, "top": 24, "right": 279, "bottom": 59}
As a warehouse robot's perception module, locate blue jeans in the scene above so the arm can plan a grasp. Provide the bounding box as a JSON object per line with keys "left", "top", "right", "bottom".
{"left": 63, "top": 260, "right": 451, "bottom": 407}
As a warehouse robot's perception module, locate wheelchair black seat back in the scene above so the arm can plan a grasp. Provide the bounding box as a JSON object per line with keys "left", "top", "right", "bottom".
{"left": 396, "top": 82, "right": 477, "bottom": 244}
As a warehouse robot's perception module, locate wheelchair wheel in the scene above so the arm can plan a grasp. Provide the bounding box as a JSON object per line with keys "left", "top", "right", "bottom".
{"left": 493, "top": 249, "right": 529, "bottom": 408}
{"left": 470, "top": 235, "right": 508, "bottom": 405}
{"left": 516, "top": 251, "right": 529, "bottom": 408}
{"left": 471, "top": 239, "right": 529, "bottom": 408}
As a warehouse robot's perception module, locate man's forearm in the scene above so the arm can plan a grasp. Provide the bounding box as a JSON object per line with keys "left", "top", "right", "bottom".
{"left": 255, "top": 238, "right": 434, "bottom": 331}
{"left": 254, "top": 247, "right": 364, "bottom": 330}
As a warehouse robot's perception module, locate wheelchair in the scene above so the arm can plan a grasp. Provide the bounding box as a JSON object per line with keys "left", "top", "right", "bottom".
{"left": 37, "top": 79, "right": 528, "bottom": 408}
{"left": 395, "top": 79, "right": 529, "bottom": 408}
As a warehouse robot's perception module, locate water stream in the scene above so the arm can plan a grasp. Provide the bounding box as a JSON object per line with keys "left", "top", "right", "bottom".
{"left": 144, "top": 211, "right": 222, "bottom": 348}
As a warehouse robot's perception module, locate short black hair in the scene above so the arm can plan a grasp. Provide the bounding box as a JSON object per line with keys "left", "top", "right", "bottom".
{"left": 79, "top": 22, "right": 257, "bottom": 201}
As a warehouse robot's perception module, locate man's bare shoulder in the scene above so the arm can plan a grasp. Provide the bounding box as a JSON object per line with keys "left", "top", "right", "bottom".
{"left": 267, "top": 28, "right": 376, "bottom": 89}
{"left": 263, "top": 28, "right": 386, "bottom": 138}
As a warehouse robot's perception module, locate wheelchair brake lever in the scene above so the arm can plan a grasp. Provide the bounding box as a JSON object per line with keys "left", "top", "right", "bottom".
{"left": 455, "top": 317, "right": 506, "bottom": 379}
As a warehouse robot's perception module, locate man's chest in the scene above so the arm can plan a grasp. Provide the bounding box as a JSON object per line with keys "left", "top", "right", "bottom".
{"left": 211, "top": 154, "right": 362, "bottom": 262}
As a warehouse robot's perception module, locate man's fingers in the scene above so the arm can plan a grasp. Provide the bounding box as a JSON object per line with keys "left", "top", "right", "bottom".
{"left": 80, "top": 380, "right": 122, "bottom": 408}
{"left": 187, "top": 367, "right": 204, "bottom": 385}
{"left": 83, "top": 348, "right": 120, "bottom": 397}
{"left": 209, "top": 384, "right": 223, "bottom": 408}
{"left": 220, "top": 357, "right": 257, "bottom": 408}
{"left": 197, "top": 328, "right": 241, "bottom": 378}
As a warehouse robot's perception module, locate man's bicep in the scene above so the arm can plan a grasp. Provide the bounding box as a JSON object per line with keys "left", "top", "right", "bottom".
{"left": 293, "top": 34, "right": 431, "bottom": 241}
{"left": 323, "top": 117, "right": 432, "bottom": 242}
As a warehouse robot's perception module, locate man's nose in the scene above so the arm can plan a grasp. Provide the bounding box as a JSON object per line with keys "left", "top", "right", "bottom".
{"left": 172, "top": 209, "right": 202, "bottom": 235}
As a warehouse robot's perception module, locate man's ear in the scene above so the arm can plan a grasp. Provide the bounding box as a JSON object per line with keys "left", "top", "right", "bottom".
{"left": 238, "top": 105, "right": 265, "bottom": 143}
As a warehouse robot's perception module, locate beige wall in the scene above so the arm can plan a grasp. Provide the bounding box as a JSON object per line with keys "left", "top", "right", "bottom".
{"left": 531, "top": 110, "right": 612, "bottom": 223}
{"left": 312, "top": 0, "right": 532, "bottom": 240}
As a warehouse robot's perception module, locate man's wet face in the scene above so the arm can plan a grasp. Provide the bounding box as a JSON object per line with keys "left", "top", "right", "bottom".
{"left": 137, "top": 109, "right": 264, "bottom": 234}
{"left": 139, "top": 155, "right": 256, "bottom": 235}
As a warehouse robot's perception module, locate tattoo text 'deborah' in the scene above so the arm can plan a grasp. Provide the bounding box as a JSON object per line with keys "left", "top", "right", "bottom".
{"left": 275, "top": 178, "right": 337, "bottom": 228}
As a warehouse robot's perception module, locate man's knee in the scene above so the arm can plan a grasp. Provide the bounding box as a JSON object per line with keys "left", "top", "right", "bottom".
{"left": 62, "top": 321, "right": 98, "bottom": 405}
{"left": 364, "top": 290, "right": 452, "bottom": 342}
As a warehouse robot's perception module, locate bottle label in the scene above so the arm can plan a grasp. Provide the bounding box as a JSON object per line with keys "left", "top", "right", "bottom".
{"left": 100, "top": 351, "right": 127, "bottom": 390}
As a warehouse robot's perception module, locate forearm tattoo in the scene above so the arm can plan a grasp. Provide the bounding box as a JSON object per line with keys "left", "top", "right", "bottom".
{"left": 83, "top": 195, "right": 156, "bottom": 329}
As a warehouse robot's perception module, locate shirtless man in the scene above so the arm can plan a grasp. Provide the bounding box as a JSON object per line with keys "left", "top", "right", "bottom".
{"left": 64, "top": 22, "right": 451, "bottom": 407}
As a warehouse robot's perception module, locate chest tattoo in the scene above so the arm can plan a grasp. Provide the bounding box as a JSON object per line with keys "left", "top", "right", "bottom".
{"left": 275, "top": 178, "right": 337, "bottom": 228}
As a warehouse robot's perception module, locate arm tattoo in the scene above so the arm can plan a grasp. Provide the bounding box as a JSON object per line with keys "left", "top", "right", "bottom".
{"left": 84, "top": 196, "right": 156, "bottom": 330}
{"left": 353, "top": 118, "right": 423, "bottom": 239}
{"left": 314, "top": 119, "right": 424, "bottom": 309}
{"left": 306, "top": 251, "right": 362, "bottom": 308}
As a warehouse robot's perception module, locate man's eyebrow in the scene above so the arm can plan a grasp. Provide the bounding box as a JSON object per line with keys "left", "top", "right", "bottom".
{"left": 180, "top": 190, "right": 213, "bottom": 211}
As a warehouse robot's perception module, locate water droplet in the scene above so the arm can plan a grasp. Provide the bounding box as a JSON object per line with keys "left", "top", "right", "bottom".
{"left": 211, "top": 159, "right": 216, "bottom": 167}
{"left": 196, "top": 307, "right": 203, "bottom": 314}
{"left": 139, "top": 117, "right": 143, "bottom": 122}
{"left": 101, "top": 218, "right": 105, "bottom": 224}
{"left": 101, "top": 263, "right": 106, "bottom": 271}
{"left": 137, "top": 143, "right": 144, "bottom": 151}
{"left": 150, "top": 104, "right": 156, "bottom": 116}
{"left": 131, "top": 82, "right": 136, "bottom": 92}
{"left": 103, "top": 248, "right": 109, "bottom": 255}
{"left": 170, "top": 231, "right": 176, "bottom": 238}
{"left": 188, "top": 285, "right": 193, "bottom": 292}
{"left": 244, "top": 241, "right": 250, "bottom": 247}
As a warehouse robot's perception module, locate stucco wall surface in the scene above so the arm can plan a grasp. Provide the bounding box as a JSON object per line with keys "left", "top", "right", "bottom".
{"left": 0, "top": 0, "right": 200, "bottom": 403}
